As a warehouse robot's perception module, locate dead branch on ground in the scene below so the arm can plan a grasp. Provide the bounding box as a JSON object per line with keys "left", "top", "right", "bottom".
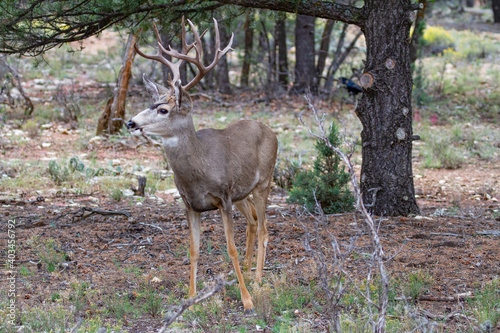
{"left": 158, "top": 277, "right": 235, "bottom": 332}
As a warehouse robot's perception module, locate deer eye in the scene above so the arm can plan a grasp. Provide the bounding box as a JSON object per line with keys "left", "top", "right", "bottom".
{"left": 158, "top": 108, "right": 169, "bottom": 115}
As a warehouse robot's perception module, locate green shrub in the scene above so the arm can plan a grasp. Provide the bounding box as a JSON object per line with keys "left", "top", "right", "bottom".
{"left": 22, "top": 119, "right": 40, "bottom": 139}
{"left": 400, "top": 270, "right": 434, "bottom": 302}
{"left": 468, "top": 279, "right": 500, "bottom": 328}
{"left": 288, "top": 122, "right": 354, "bottom": 214}
{"left": 421, "top": 132, "right": 465, "bottom": 169}
{"left": 28, "top": 236, "right": 67, "bottom": 273}
{"left": 422, "top": 26, "right": 455, "bottom": 55}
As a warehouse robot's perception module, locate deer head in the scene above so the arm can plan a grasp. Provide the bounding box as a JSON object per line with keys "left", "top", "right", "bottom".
{"left": 126, "top": 17, "right": 233, "bottom": 141}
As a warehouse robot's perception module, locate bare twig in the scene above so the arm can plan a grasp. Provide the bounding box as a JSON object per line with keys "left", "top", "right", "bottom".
{"left": 418, "top": 291, "right": 473, "bottom": 302}
{"left": 158, "top": 277, "right": 235, "bottom": 332}
{"left": 70, "top": 317, "right": 83, "bottom": 333}
{"left": 54, "top": 207, "right": 131, "bottom": 223}
{"left": 300, "top": 94, "right": 390, "bottom": 333}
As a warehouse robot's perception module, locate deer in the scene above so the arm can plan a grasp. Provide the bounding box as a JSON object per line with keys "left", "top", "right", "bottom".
{"left": 126, "top": 18, "right": 278, "bottom": 313}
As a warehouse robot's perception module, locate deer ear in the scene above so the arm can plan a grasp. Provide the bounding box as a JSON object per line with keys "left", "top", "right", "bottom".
{"left": 143, "top": 74, "right": 169, "bottom": 100}
{"left": 143, "top": 74, "right": 159, "bottom": 100}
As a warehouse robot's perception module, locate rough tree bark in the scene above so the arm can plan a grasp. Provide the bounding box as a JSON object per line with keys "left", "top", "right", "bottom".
{"left": 493, "top": 0, "right": 500, "bottom": 23}
{"left": 409, "top": 0, "right": 428, "bottom": 66}
{"left": 356, "top": 0, "right": 420, "bottom": 216}
{"left": 322, "top": 24, "right": 362, "bottom": 96}
{"left": 215, "top": 23, "right": 232, "bottom": 94}
{"left": 218, "top": 0, "right": 421, "bottom": 217}
{"left": 96, "top": 32, "right": 137, "bottom": 135}
{"left": 275, "top": 18, "right": 289, "bottom": 89}
{"left": 240, "top": 13, "right": 254, "bottom": 88}
{"left": 292, "top": 14, "right": 316, "bottom": 95}
{"left": 315, "top": 19, "right": 335, "bottom": 89}
{"left": 202, "top": 26, "right": 215, "bottom": 90}
{"left": 259, "top": 18, "right": 275, "bottom": 87}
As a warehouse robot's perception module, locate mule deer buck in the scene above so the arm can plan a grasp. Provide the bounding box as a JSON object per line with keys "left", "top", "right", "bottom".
{"left": 127, "top": 18, "right": 278, "bottom": 312}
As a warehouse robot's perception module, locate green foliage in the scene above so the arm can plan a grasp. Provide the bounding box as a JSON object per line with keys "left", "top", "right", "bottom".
{"left": 22, "top": 120, "right": 40, "bottom": 139}
{"left": 110, "top": 188, "right": 123, "bottom": 201}
{"left": 48, "top": 157, "right": 105, "bottom": 184}
{"left": 288, "top": 122, "right": 354, "bottom": 214}
{"left": 142, "top": 288, "right": 163, "bottom": 318}
{"left": 28, "top": 236, "right": 67, "bottom": 273}
{"left": 422, "top": 26, "right": 455, "bottom": 55}
{"left": 19, "top": 305, "right": 73, "bottom": 332}
{"left": 421, "top": 130, "right": 465, "bottom": 169}
{"left": 468, "top": 279, "right": 500, "bottom": 329}
{"left": 273, "top": 157, "right": 301, "bottom": 190}
{"left": 400, "top": 270, "right": 434, "bottom": 302}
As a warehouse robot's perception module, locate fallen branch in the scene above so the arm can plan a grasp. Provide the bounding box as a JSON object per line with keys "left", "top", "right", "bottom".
{"left": 418, "top": 291, "right": 473, "bottom": 302}
{"left": 59, "top": 207, "right": 131, "bottom": 223}
{"left": 158, "top": 277, "right": 235, "bottom": 332}
{"left": 420, "top": 308, "right": 477, "bottom": 322}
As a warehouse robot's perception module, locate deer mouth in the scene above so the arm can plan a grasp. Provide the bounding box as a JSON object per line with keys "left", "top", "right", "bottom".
{"left": 129, "top": 127, "right": 143, "bottom": 137}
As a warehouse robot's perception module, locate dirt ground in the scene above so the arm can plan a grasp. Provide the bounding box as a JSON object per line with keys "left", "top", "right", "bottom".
{"left": 1, "top": 126, "right": 499, "bottom": 331}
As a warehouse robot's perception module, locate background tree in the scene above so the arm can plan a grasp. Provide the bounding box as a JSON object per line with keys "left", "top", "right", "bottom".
{"left": 493, "top": 0, "right": 500, "bottom": 23}
{"left": 215, "top": 24, "right": 233, "bottom": 94}
{"left": 322, "top": 23, "right": 362, "bottom": 96}
{"left": 96, "top": 32, "right": 138, "bottom": 135}
{"left": 275, "top": 18, "right": 289, "bottom": 89}
{"left": 315, "top": 19, "right": 335, "bottom": 90}
{"left": 240, "top": 12, "right": 254, "bottom": 88}
{"left": 292, "top": 14, "right": 316, "bottom": 95}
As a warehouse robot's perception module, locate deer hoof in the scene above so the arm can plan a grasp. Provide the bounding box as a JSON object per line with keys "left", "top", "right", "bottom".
{"left": 244, "top": 308, "right": 255, "bottom": 316}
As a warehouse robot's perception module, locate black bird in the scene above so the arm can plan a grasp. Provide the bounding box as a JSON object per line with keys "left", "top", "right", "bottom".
{"left": 339, "top": 77, "right": 363, "bottom": 95}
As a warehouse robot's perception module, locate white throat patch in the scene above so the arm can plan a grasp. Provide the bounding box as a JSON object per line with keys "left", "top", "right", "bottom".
{"left": 162, "top": 136, "right": 179, "bottom": 148}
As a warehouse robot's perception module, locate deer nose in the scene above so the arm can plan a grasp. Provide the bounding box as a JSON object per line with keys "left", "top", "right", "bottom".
{"left": 126, "top": 120, "right": 136, "bottom": 129}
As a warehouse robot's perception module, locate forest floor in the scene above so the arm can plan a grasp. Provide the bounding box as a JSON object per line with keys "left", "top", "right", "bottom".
{"left": 1, "top": 96, "right": 499, "bottom": 332}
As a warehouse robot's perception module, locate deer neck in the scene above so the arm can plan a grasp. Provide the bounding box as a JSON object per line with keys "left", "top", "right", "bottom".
{"left": 161, "top": 115, "right": 202, "bottom": 169}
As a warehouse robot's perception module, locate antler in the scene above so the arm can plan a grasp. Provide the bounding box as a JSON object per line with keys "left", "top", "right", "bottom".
{"left": 134, "top": 17, "right": 234, "bottom": 91}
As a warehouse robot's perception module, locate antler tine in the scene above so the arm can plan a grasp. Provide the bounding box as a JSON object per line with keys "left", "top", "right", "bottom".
{"left": 182, "top": 18, "right": 233, "bottom": 91}
{"left": 134, "top": 23, "right": 183, "bottom": 85}
{"left": 137, "top": 17, "right": 231, "bottom": 91}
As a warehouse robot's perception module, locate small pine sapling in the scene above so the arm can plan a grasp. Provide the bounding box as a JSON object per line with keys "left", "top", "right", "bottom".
{"left": 288, "top": 122, "right": 354, "bottom": 214}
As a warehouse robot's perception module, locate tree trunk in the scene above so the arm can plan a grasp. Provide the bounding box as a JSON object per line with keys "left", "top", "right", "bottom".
{"left": 240, "top": 13, "right": 254, "bottom": 88}
{"left": 323, "top": 25, "right": 362, "bottom": 96}
{"left": 202, "top": 27, "right": 215, "bottom": 90}
{"left": 259, "top": 19, "right": 274, "bottom": 87}
{"left": 409, "top": 0, "right": 428, "bottom": 66}
{"left": 356, "top": 0, "right": 420, "bottom": 217}
{"left": 292, "top": 14, "right": 316, "bottom": 95}
{"left": 216, "top": 24, "right": 232, "bottom": 94}
{"left": 96, "top": 32, "right": 137, "bottom": 135}
{"left": 493, "top": 0, "right": 500, "bottom": 23}
{"left": 275, "top": 19, "right": 289, "bottom": 89}
{"left": 315, "top": 19, "right": 335, "bottom": 88}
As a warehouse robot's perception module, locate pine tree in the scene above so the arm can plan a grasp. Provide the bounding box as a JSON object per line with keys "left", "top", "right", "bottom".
{"left": 288, "top": 122, "right": 354, "bottom": 214}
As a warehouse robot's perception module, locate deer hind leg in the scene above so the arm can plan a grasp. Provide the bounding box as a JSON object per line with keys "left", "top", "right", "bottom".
{"left": 252, "top": 187, "right": 270, "bottom": 283}
{"left": 187, "top": 208, "right": 201, "bottom": 298}
{"left": 220, "top": 202, "right": 254, "bottom": 312}
{"left": 235, "top": 197, "right": 258, "bottom": 273}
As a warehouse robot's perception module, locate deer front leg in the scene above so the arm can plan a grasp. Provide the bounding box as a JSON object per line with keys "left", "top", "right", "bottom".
{"left": 220, "top": 203, "right": 254, "bottom": 313}
{"left": 235, "top": 197, "right": 258, "bottom": 273}
{"left": 187, "top": 208, "right": 201, "bottom": 298}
